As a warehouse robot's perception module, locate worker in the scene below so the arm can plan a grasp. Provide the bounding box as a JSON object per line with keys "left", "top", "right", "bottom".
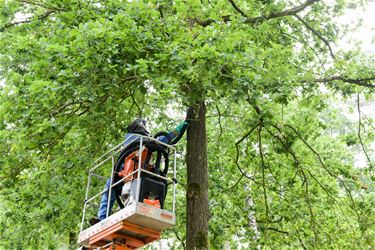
{"left": 89, "top": 118, "right": 188, "bottom": 225}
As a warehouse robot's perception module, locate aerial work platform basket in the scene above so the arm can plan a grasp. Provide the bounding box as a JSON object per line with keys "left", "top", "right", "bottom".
{"left": 78, "top": 135, "right": 178, "bottom": 249}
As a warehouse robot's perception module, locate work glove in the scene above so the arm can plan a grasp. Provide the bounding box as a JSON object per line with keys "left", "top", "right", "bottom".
{"left": 175, "top": 121, "right": 189, "bottom": 133}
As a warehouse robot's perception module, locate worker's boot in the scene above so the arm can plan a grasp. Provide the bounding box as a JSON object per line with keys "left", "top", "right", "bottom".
{"left": 89, "top": 218, "right": 100, "bottom": 226}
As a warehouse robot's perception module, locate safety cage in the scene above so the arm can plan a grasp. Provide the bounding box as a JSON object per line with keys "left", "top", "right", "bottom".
{"left": 78, "top": 135, "right": 177, "bottom": 250}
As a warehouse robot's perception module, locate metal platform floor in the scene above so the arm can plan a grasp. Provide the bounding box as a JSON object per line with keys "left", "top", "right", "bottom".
{"left": 79, "top": 202, "right": 175, "bottom": 249}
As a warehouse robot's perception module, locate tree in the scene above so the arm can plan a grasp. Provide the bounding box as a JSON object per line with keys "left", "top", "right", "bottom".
{"left": 0, "top": 0, "right": 374, "bottom": 249}
{"left": 186, "top": 102, "right": 209, "bottom": 249}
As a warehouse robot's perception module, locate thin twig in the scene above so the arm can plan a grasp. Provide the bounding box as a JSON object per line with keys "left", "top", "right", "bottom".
{"left": 258, "top": 121, "right": 270, "bottom": 219}
{"left": 357, "top": 94, "right": 373, "bottom": 169}
{"left": 172, "top": 229, "right": 186, "bottom": 250}
{"left": 235, "top": 123, "right": 260, "bottom": 182}
{"left": 215, "top": 104, "right": 223, "bottom": 139}
{"left": 222, "top": 173, "right": 244, "bottom": 192}
{"left": 301, "top": 168, "right": 318, "bottom": 245}
{"left": 130, "top": 92, "right": 142, "bottom": 115}
{"left": 228, "top": 0, "right": 248, "bottom": 18}
{"left": 359, "top": 110, "right": 375, "bottom": 130}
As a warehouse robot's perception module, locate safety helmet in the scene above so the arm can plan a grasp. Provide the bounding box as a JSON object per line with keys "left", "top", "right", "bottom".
{"left": 127, "top": 118, "right": 149, "bottom": 136}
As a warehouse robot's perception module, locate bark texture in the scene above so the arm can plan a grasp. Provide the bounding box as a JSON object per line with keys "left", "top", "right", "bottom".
{"left": 186, "top": 101, "right": 209, "bottom": 250}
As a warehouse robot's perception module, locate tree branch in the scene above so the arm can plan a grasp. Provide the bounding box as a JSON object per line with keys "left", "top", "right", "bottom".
{"left": 194, "top": 0, "right": 320, "bottom": 27}
{"left": 282, "top": 124, "right": 363, "bottom": 223}
{"left": 18, "top": 0, "right": 65, "bottom": 11}
{"left": 284, "top": 124, "right": 336, "bottom": 177}
{"left": 296, "top": 231, "right": 308, "bottom": 250}
{"left": 265, "top": 227, "right": 289, "bottom": 235}
{"left": 340, "top": 180, "right": 361, "bottom": 220}
{"left": 268, "top": 126, "right": 301, "bottom": 169}
{"left": 280, "top": 29, "right": 328, "bottom": 72}
{"left": 267, "top": 125, "right": 357, "bottom": 223}
{"left": 294, "top": 14, "right": 335, "bottom": 59}
{"left": 314, "top": 76, "right": 375, "bottom": 88}
{"left": 1, "top": 10, "right": 54, "bottom": 31}
{"left": 50, "top": 100, "right": 76, "bottom": 117}
{"left": 305, "top": 168, "right": 335, "bottom": 198}
{"left": 244, "top": 0, "right": 320, "bottom": 24}
{"left": 172, "top": 229, "right": 186, "bottom": 250}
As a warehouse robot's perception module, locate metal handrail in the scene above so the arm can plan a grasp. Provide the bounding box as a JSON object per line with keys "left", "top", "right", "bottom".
{"left": 93, "top": 134, "right": 176, "bottom": 163}
{"left": 84, "top": 169, "right": 138, "bottom": 205}
{"left": 92, "top": 136, "right": 138, "bottom": 164}
{"left": 89, "top": 137, "right": 139, "bottom": 173}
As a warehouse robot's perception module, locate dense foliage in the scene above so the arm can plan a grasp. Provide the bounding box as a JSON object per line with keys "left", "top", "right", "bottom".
{"left": 0, "top": 0, "right": 374, "bottom": 249}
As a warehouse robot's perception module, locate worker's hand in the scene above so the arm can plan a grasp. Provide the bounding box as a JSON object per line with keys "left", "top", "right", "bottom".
{"left": 175, "top": 121, "right": 189, "bottom": 133}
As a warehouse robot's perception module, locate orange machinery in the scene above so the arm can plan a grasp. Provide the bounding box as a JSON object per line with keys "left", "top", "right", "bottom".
{"left": 78, "top": 136, "right": 177, "bottom": 249}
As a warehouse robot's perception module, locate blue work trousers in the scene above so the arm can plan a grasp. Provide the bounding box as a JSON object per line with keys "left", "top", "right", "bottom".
{"left": 98, "top": 179, "right": 116, "bottom": 220}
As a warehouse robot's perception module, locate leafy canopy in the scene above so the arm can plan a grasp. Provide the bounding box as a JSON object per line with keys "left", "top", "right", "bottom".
{"left": 0, "top": 0, "right": 374, "bottom": 249}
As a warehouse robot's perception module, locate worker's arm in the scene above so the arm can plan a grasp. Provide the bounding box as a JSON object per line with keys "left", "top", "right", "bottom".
{"left": 158, "top": 121, "right": 189, "bottom": 144}
{"left": 172, "top": 121, "right": 189, "bottom": 136}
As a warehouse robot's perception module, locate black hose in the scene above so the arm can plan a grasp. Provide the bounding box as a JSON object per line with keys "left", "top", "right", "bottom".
{"left": 113, "top": 144, "right": 141, "bottom": 208}
{"left": 113, "top": 123, "right": 187, "bottom": 209}
{"left": 112, "top": 138, "right": 170, "bottom": 208}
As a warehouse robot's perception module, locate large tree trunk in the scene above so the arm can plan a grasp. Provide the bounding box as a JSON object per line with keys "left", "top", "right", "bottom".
{"left": 186, "top": 101, "right": 209, "bottom": 250}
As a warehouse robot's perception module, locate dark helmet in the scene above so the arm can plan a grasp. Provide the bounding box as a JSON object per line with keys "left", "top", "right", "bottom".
{"left": 127, "top": 118, "right": 149, "bottom": 136}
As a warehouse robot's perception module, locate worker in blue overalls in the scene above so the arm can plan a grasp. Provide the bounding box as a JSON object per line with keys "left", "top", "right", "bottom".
{"left": 90, "top": 118, "right": 187, "bottom": 225}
